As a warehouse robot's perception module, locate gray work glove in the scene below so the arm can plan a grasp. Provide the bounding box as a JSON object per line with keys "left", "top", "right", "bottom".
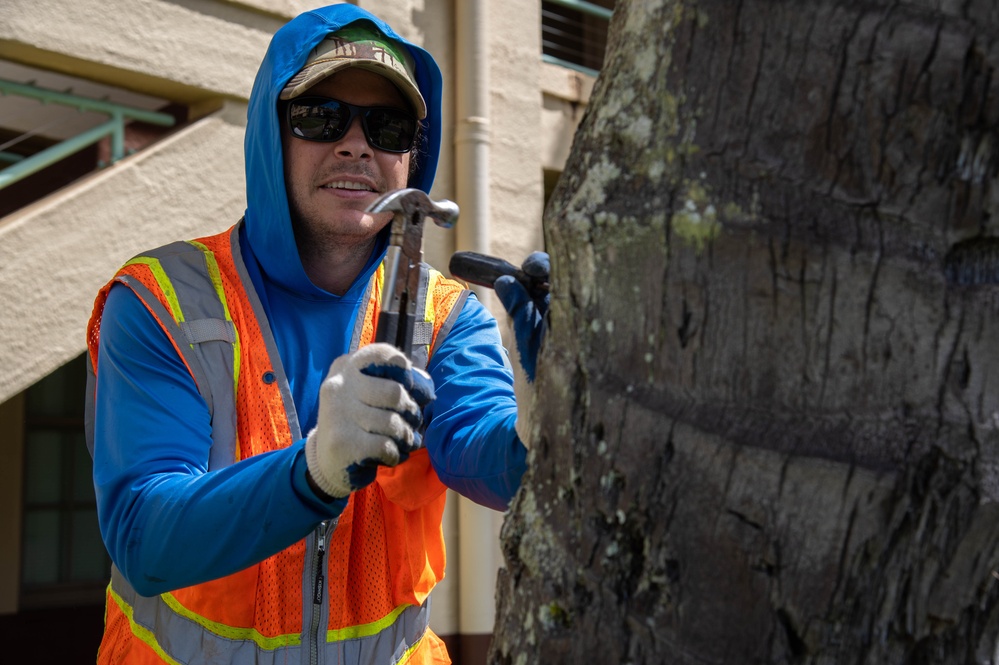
{"left": 305, "top": 343, "right": 435, "bottom": 499}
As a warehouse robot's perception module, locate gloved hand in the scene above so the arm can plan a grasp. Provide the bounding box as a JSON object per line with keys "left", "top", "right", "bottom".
{"left": 494, "top": 251, "right": 550, "bottom": 382}
{"left": 305, "top": 343, "right": 436, "bottom": 499}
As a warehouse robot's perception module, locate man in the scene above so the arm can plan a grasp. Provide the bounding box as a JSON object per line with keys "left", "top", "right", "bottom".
{"left": 85, "top": 4, "right": 548, "bottom": 663}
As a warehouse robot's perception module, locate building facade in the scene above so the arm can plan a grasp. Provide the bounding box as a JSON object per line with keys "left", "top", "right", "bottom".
{"left": 0, "top": 0, "right": 605, "bottom": 661}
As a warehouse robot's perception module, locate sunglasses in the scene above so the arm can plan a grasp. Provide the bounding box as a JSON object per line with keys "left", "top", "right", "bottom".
{"left": 286, "top": 97, "right": 418, "bottom": 153}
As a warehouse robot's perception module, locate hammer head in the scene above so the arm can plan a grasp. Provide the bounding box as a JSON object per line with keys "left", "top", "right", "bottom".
{"left": 366, "top": 188, "right": 459, "bottom": 229}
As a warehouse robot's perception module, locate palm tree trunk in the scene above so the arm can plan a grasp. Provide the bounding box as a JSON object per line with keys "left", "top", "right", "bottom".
{"left": 492, "top": 1, "right": 999, "bottom": 662}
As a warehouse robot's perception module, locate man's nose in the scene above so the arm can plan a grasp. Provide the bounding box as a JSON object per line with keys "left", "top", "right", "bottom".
{"left": 334, "top": 117, "right": 373, "bottom": 158}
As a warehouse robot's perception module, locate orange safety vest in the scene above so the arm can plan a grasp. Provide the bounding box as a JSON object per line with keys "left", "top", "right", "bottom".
{"left": 86, "top": 223, "right": 468, "bottom": 664}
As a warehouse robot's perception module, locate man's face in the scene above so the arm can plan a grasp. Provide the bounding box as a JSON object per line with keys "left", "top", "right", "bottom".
{"left": 282, "top": 67, "right": 413, "bottom": 249}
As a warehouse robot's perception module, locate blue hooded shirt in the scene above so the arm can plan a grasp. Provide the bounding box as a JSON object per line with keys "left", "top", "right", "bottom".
{"left": 91, "top": 4, "right": 526, "bottom": 596}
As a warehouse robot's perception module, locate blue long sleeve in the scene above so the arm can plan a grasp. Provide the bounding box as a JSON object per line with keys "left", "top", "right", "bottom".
{"left": 423, "top": 294, "right": 527, "bottom": 510}
{"left": 92, "top": 285, "right": 346, "bottom": 596}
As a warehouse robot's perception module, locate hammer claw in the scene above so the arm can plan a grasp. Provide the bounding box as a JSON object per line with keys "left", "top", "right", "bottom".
{"left": 366, "top": 187, "right": 459, "bottom": 228}
{"left": 365, "top": 189, "right": 460, "bottom": 359}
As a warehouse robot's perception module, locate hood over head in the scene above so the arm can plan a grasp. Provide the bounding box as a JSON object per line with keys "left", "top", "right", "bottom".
{"left": 243, "top": 4, "right": 443, "bottom": 295}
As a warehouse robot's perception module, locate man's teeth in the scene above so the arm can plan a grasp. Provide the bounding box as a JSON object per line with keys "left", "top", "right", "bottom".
{"left": 324, "top": 181, "right": 373, "bottom": 191}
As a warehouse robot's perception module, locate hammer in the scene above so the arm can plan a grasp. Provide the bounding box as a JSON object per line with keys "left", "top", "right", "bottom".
{"left": 366, "top": 188, "right": 459, "bottom": 358}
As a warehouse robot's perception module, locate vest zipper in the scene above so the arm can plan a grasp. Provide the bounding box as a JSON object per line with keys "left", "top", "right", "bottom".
{"left": 309, "top": 519, "right": 334, "bottom": 665}
{"left": 314, "top": 524, "right": 327, "bottom": 604}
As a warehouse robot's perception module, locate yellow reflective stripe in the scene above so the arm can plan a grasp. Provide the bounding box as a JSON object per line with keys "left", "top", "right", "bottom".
{"left": 160, "top": 592, "right": 302, "bottom": 650}
{"left": 187, "top": 241, "right": 233, "bottom": 322}
{"left": 124, "top": 256, "right": 185, "bottom": 323}
{"left": 326, "top": 603, "right": 412, "bottom": 642}
{"left": 158, "top": 596, "right": 413, "bottom": 649}
{"left": 425, "top": 271, "right": 439, "bottom": 325}
{"left": 108, "top": 584, "right": 184, "bottom": 665}
{"left": 187, "top": 240, "right": 241, "bottom": 390}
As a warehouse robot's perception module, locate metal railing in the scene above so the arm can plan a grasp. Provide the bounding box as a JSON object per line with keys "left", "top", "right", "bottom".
{"left": 0, "top": 79, "right": 176, "bottom": 191}
{"left": 542, "top": 0, "right": 614, "bottom": 77}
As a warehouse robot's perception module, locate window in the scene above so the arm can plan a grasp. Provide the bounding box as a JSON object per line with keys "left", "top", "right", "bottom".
{"left": 21, "top": 355, "right": 110, "bottom": 609}
{"left": 541, "top": 0, "right": 615, "bottom": 76}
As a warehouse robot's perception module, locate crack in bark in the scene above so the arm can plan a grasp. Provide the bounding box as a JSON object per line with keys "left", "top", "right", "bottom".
{"left": 861, "top": 210, "right": 885, "bottom": 374}
{"left": 819, "top": 247, "right": 837, "bottom": 408}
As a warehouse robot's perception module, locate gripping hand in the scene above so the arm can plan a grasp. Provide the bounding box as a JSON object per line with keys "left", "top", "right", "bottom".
{"left": 305, "top": 343, "right": 436, "bottom": 499}
{"left": 494, "top": 251, "right": 550, "bottom": 382}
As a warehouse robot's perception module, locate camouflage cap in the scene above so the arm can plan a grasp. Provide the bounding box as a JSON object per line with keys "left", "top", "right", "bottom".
{"left": 279, "top": 22, "right": 426, "bottom": 120}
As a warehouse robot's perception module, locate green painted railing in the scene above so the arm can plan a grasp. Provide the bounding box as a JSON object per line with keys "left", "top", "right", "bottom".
{"left": 0, "top": 79, "right": 176, "bottom": 191}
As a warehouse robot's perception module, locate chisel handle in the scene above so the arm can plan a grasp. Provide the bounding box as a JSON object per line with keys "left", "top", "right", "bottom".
{"left": 448, "top": 251, "right": 549, "bottom": 299}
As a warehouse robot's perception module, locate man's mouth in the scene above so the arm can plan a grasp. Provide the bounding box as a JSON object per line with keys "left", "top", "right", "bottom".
{"left": 322, "top": 180, "right": 375, "bottom": 192}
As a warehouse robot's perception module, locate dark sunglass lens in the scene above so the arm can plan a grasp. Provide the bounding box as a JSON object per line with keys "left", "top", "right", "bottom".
{"left": 365, "top": 109, "right": 416, "bottom": 152}
{"left": 289, "top": 99, "right": 349, "bottom": 140}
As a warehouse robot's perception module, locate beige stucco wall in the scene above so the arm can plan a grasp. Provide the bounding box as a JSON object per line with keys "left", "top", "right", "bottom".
{"left": 0, "top": 104, "right": 247, "bottom": 403}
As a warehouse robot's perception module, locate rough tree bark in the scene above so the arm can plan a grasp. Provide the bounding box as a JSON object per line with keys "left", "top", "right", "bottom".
{"left": 492, "top": 1, "right": 999, "bottom": 663}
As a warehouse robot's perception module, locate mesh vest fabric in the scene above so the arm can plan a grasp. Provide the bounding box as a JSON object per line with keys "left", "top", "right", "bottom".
{"left": 86, "top": 224, "right": 464, "bottom": 664}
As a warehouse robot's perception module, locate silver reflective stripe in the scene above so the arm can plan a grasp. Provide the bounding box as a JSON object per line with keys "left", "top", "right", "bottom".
{"left": 112, "top": 567, "right": 432, "bottom": 665}
{"left": 180, "top": 318, "right": 236, "bottom": 344}
{"left": 136, "top": 240, "right": 239, "bottom": 470}
{"left": 412, "top": 321, "right": 433, "bottom": 346}
{"left": 346, "top": 597, "right": 433, "bottom": 664}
